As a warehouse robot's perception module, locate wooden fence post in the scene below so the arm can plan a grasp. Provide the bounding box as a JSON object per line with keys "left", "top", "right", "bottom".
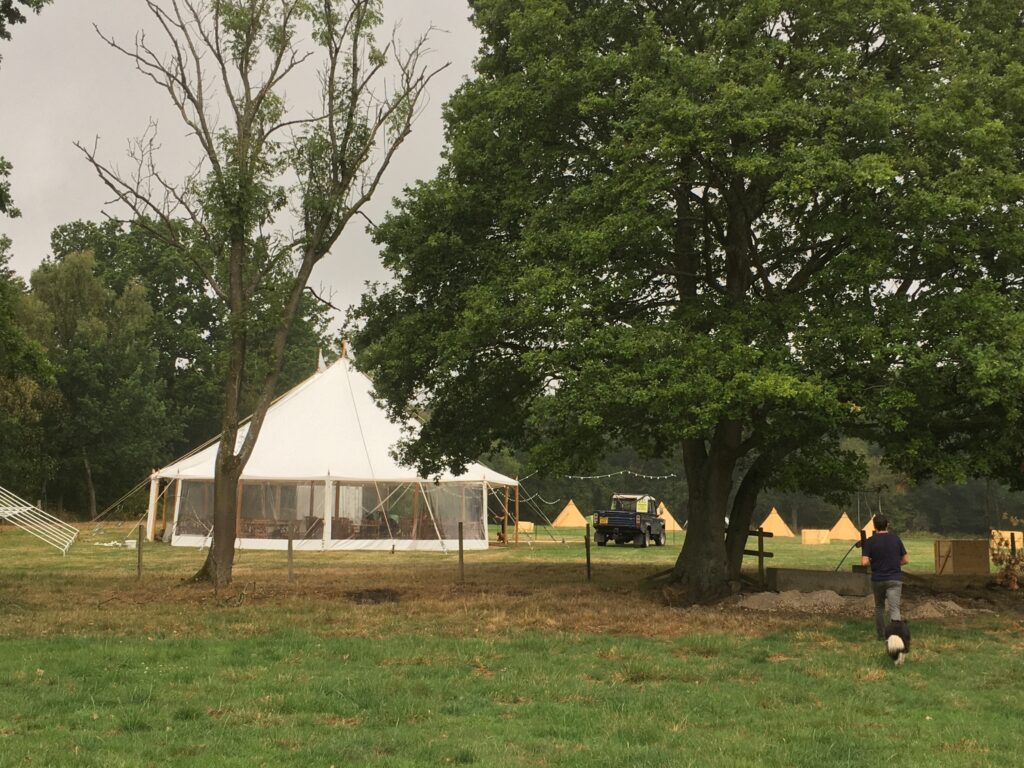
{"left": 287, "top": 527, "right": 294, "bottom": 583}
{"left": 742, "top": 528, "right": 774, "bottom": 587}
{"left": 585, "top": 523, "right": 592, "bottom": 582}
{"left": 458, "top": 521, "right": 465, "bottom": 583}
{"left": 136, "top": 523, "right": 143, "bottom": 580}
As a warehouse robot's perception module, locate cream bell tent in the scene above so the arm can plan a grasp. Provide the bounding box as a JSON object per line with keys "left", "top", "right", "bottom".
{"left": 758, "top": 507, "right": 795, "bottom": 537}
{"left": 657, "top": 502, "right": 683, "bottom": 532}
{"left": 146, "top": 357, "right": 517, "bottom": 551}
{"left": 862, "top": 516, "right": 876, "bottom": 536}
{"left": 829, "top": 512, "right": 860, "bottom": 541}
{"left": 552, "top": 499, "right": 589, "bottom": 528}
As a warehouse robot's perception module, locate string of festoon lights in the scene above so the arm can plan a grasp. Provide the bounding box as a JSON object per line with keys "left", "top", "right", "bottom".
{"left": 563, "top": 469, "right": 678, "bottom": 481}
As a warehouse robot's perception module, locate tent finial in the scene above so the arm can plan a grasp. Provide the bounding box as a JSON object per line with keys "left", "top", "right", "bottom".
{"left": 341, "top": 338, "right": 349, "bottom": 359}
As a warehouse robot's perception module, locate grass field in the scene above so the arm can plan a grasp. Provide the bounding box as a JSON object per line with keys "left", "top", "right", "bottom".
{"left": 1, "top": 523, "right": 1021, "bottom": 767}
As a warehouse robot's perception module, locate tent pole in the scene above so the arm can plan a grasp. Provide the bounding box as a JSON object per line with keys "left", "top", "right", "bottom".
{"left": 502, "top": 486, "right": 510, "bottom": 545}
{"left": 418, "top": 482, "right": 446, "bottom": 553}
{"left": 160, "top": 480, "right": 169, "bottom": 537}
{"left": 323, "top": 480, "right": 332, "bottom": 550}
{"left": 411, "top": 485, "right": 421, "bottom": 539}
{"left": 514, "top": 481, "right": 520, "bottom": 545}
{"left": 145, "top": 471, "right": 159, "bottom": 542}
{"left": 172, "top": 479, "right": 183, "bottom": 543}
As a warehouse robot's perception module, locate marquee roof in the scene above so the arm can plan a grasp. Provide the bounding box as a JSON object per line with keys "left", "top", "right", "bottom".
{"left": 158, "top": 357, "right": 517, "bottom": 486}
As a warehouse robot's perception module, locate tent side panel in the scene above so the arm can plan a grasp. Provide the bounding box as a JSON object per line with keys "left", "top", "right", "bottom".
{"left": 170, "top": 534, "right": 488, "bottom": 552}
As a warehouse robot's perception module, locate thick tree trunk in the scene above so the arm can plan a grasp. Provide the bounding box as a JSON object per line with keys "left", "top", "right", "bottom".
{"left": 674, "top": 491, "right": 730, "bottom": 601}
{"left": 193, "top": 450, "right": 242, "bottom": 589}
{"left": 672, "top": 427, "right": 741, "bottom": 602}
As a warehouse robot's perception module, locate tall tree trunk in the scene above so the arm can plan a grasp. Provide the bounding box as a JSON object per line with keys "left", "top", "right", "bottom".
{"left": 193, "top": 263, "right": 247, "bottom": 588}
{"left": 82, "top": 449, "right": 97, "bottom": 520}
{"left": 193, "top": 453, "right": 242, "bottom": 589}
{"left": 672, "top": 425, "right": 742, "bottom": 601}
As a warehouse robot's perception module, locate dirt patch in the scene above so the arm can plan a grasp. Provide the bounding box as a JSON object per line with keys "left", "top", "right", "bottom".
{"left": 344, "top": 588, "right": 400, "bottom": 605}
{"left": 912, "top": 599, "right": 966, "bottom": 619}
{"left": 733, "top": 589, "right": 978, "bottom": 619}
{"left": 736, "top": 590, "right": 848, "bottom": 613}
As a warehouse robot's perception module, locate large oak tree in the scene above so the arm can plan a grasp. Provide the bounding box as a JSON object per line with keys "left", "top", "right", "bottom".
{"left": 353, "top": 0, "right": 1024, "bottom": 599}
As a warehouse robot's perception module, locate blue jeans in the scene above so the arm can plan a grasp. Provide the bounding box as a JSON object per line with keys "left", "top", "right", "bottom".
{"left": 873, "top": 580, "right": 902, "bottom": 639}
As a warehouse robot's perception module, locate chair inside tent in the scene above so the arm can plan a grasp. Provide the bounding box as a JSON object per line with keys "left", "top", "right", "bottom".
{"left": 147, "top": 357, "right": 517, "bottom": 551}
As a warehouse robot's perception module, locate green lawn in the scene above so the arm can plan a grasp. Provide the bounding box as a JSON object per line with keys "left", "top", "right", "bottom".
{"left": 0, "top": 525, "right": 1019, "bottom": 767}
{"left": 514, "top": 526, "right": 947, "bottom": 573}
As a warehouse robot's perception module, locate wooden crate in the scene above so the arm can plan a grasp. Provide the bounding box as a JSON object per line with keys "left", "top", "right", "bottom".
{"left": 934, "top": 539, "right": 990, "bottom": 575}
{"left": 801, "top": 529, "right": 831, "bottom": 545}
{"left": 991, "top": 530, "right": 1023, "bottom": 552}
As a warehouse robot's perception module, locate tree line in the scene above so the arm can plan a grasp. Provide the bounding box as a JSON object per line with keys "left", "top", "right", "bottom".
{"left": 493, "top": 440, "right": 1024, "bottom": 538}
{"left": 0, "top": 222, "right": 336, "bottom": 518}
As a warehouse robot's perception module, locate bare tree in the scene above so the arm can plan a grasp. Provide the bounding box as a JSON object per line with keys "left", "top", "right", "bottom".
{"left": 78, "top": 0, "right": 446, "bottom": 587}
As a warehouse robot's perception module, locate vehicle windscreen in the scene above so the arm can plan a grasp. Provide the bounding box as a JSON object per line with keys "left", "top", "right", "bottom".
{"left": 612, "top": 498, "right": 637, "bottom": 512}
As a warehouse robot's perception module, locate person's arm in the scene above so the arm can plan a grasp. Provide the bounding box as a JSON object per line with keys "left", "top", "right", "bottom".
{"left": 861, "top": 555, "right": 871, "bottom": 567}
{"left": 900, "top": 553, "right": 909, "bottom": 565}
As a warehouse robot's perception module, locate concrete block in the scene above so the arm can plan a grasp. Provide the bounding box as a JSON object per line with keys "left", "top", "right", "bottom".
{"left": 766, "top": 567, "right": 871, "bottom": 596}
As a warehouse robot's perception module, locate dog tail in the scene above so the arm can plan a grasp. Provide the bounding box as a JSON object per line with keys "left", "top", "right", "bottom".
{"left": 886, "top": 635, "right": 905, "bottom": 660}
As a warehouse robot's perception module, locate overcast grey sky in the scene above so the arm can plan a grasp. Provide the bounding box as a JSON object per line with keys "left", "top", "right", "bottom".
{"left": 0, "top": 0, "right": 478, "bottom": 316}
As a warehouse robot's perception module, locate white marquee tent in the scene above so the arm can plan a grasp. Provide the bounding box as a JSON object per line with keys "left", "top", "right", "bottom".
{"left": 146, "top": 357, "right": 517, "bottom": 551}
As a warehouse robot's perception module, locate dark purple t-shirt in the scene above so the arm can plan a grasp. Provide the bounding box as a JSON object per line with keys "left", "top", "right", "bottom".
{"left": 863, "top": 532, "right": 907, "bottom": 582}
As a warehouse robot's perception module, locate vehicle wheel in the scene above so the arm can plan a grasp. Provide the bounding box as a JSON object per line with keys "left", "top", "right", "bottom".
{"left": 597, "top": 539, "right": 607, "bottom": 546}
{"left": 635, "top": 530, "right": 649, "bottom": 548}
{"left": 654, "top": 532, "right": 665, "bottom": 546}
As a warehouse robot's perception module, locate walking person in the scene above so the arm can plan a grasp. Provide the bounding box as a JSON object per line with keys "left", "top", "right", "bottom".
{"left": 861, "top": 515, "right": 908, "bottom": 640}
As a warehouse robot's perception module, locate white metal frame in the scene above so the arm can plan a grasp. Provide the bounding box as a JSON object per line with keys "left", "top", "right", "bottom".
{"left": 0, "top": 485, "right": 79, "bottom": 554}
